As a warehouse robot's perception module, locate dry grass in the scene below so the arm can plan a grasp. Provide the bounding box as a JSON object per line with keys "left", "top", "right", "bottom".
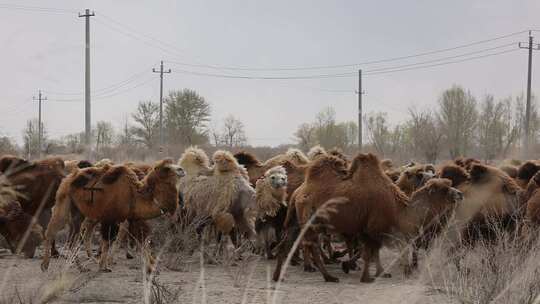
{"left": 421, "top": 220, "right": 540, "bottom": 304}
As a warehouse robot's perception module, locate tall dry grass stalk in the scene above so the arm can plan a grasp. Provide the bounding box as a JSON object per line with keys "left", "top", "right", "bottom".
{"left": 421, "top": 219, "right": 540, "bottom": 304}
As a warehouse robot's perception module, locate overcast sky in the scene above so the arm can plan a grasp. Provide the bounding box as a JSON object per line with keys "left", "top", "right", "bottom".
{"left": 1, "top": 0, "right": 539, "bottom": 147}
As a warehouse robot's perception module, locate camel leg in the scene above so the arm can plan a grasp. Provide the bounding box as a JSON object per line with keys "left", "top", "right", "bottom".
{"left": 302, "top": 241, "right": 316, "bottom": 272}
{"left": 80, "top": 218, "right": 98, "bottom": 259}
{"left": 308, "top": 237, "right": 339, "bottom": 283}
{"left": 272, "top": 226, "right": 299, "bottom": 282}
{"left": 374, "top": 248, "right": 391, "bottom": 278}
{"left": 41, "top": 196, "right": 71, "bottom": 272}
{"left": 341, "top": 237, "right": 359, "bottom": 274}
{"left": 108, "top": 220, "right": 129, "bottom": 265}
{"left": 399, "top": 244, "right": 413, "bottom": 277}
{"left": 360, "top": 245, "right": 375, "bottom": 283}
{"left": 98, "top": 222, "right": 119, "bottom": 272}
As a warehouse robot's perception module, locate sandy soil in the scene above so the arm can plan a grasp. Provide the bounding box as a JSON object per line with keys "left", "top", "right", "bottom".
{"left": 0, "top": 247, "right": 455, "bottom": 304}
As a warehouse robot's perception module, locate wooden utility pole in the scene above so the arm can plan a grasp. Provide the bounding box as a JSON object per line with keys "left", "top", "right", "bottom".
{"left": 357, "top": 69, "right": 365, "bottom": 151}
{"left": 79, "top": 9, "right": 95, "bottom": 149}
{"left": 519, "top": 31, "right": 540, "bottom": 156}
{"left": 33, "top": 90, "right": 47, "bottom": 158}
{"left": 152, "top": 60, "right": 171, "bottom": 153}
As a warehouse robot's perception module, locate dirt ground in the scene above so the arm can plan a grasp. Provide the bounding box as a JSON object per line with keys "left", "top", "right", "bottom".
{"left": 0, "top": 246, "right": 455, "bottom": 304}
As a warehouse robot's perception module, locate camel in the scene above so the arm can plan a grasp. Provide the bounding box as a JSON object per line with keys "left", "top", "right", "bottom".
{"left": 41, "top": 159, "right": 185, "bottom": 273}
{"left": 254, "top": 166, "right": 288, "bottom": 259}
{"left": 275, "top": 153, "right": 400, "bottom": 283}
{"left": 64, "top": 160, "right": 93, "bottom": 174}
{"left": 182, "top": 150, "right": 257, "bottom": 253}
{"left": 444, "top": 163, "right": 523, "bottom": 247}
{"left": 0, "top": 200, "right": 43, "bottom": 258}
{"left": 178, "top": 146, "right": 213, "bottom": 178}
{"left": 395, "top": 164, "right": 435, "bottom": 196}
{"left": 0, "top": 155, "right": 67, "bottom": 257}
{"left": 274, "top": 154, "right": 463, "bottom": 283}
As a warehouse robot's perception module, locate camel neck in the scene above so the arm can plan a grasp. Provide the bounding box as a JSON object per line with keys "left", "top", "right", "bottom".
{"left": 130, "top": 195, "right": 163, "bottom": 219}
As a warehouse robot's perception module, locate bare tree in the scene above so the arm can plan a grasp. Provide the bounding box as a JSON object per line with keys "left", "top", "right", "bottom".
{"left": 94, "top": 121, "right": 114, "bottom": 154}
{"left": 132, "top": 101, "right": 159, "bottom": 149}
{"left": 0, "top": 136, "right": 18, "bottom": 155}
{"left": 22, "top": 118, "right": 46, "bottom": 159}
{"left": 294, "top": 123, "right": 316, "bottom": 151}
{"left": 221, "top": 115, "right": 247, "bottom": 148}
{"left": 407, "top": 108, "right": 442, "bottom": 163}
{"left": 364, "top": 112, "right": 390, "bottom": 156}
{"left": 165, "top": 89, "right": 211, "bottom": 145}
{"left": 437, "top": 85, "right": 478, "bottom": 159}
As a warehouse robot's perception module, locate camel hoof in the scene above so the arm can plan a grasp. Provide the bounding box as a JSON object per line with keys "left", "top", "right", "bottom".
{"left": 51, "top": 250, "right": 60, "bottom": 258}
{"left": 79, "top": 267, "right": 91, "bottom": 273}
{"left": 341, "top": 262, "right": 350, "bottom": 274}
{"left": 304, "top": 265, "right": 316, "bottom": 273}
{"left": 99, "top": 268, "right": 112, "bottom": 273}
{"left": 290, "top": 259, "right": 300, "bottom": 266}
{"left": 126, "top": 252, "right": 134, "bottom": 259}
{"left": 380, "top": 273, "right": 392, "bottom": 278}
{"left": 361, "top": 277, "right": 375, "bottom": 283}
{"left": 40, "top": 261, "right": 49, "bottom": 272}
{"left": 324, "top": 275, "right": 339, "bottom": 283}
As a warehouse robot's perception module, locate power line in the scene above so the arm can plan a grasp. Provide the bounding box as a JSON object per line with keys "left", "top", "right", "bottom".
{"left": 44, "top": 67, "right": 153, "bottom": 96}
{"left": 364, "top": 48, "right": 519, "bottom": 75}
{"left": 169, "top": 48, "right": 519, "bottom": 80}
{"left": 165, "top": 30, "right": 528, "bottom": 71}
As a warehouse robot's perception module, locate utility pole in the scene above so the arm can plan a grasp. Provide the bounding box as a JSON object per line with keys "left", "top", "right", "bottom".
{"left": 356, "top": 69, "right": 365, "bottom": 151}
{"left": 152, "top": 60, "right": 171, "bottom": 153}
{"left": 519, "top": 31, "right": 540, "bottom": 156}
{"left": 33, "top": 90, "right": 47, "bottom": 158}
{"left": 79, "top": 9, "right": 95, "bottom": 150}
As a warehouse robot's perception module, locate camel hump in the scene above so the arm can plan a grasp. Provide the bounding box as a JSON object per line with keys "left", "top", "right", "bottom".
{"left": 102, "top": 166, "right": 129, "bottom": 185}
{"left": 71, "top": 167, "right": 102, "bottom": 188}
{"left": 234, "top": 151, "right": 261, "bottom": 167}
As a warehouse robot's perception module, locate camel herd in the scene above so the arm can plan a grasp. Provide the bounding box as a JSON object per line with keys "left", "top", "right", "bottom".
{"left": 1, "top": 146, "right": 540, "bottom": 284}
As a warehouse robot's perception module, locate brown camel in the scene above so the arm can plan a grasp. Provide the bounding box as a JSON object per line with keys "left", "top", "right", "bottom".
{"left": 395, "top": 165, "right": 435, "bottom": 196}
{"left": 438, "top": 164, "right": 470, "bottom": 188}
{"left": 522, "top": 171, "right": 540, "bottom": 225}
{"left": 446, "top": 163, "right": 523, "bottom": 246}
{"left": 275, "top": 153, "right": 407, "bottom": 283}
{"left": 41, "top": 159, "right": 184, "bottom": 273}
{"left": 0, "top": 155, "right": 68, "bottom": 257}
{"left": 499, "top": 165, "right": 518, "bottom": 179}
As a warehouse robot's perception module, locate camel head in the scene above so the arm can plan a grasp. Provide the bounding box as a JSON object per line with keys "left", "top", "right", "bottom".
{"left": 307, "top": 145, "right": 327, "bottom": 161}
{"left": 438, "top": 164, "right": 469, "bottom": 188}
{"left": 146, "top": 158, "right": 185, "bottom": 215}
{"left": 285, "top": 148, "right": 310, "bottom": 166}
{"left": 213, "top": 150, "right": 241, "bottom": 173}
{"left": 179, "top": 146, "right": 211, "bottom": 175}
{"left": 94, "top": 158, "right": 114, "bottom": 168}
{"left": 413, "top": 178, "right": 464, "bottom": 205}
{"left": 265, "top": 166, "right": 288, "bottom": 190}
{"left": 398, "top": 165, "right": 435, "bottom": 192}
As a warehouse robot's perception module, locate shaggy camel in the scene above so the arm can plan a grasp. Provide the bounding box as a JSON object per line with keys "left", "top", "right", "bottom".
{"left": 275, "top": 153, "right": 405, "bottom": 283}
{"left": 307, "top": 145, "right": 326, "bottom": 161}
{"left": 438, "top": 164, "right": 470, "bottom": 188}
{"left": 396, "top": 165, "right": 435, "bottom": 196}
{"left": 499, "top": 165, "right": 518, "bottom": 179}
{"left": 0, "top": 155, "right": 67, "bottom": 256}
{"left": 254, "top": 166, "right": 288, "bottom": 259}
{"left": 264, "top": 148, "right": 309, "bottom": 168}
{"left": 41, "top": 159, "right": 184, "bottom": 273}
{"left": 444, "top": 163, "right": 523, "bottom": 246}
{"left": 182, "top": 150, "right": 257, "bottom": 252}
